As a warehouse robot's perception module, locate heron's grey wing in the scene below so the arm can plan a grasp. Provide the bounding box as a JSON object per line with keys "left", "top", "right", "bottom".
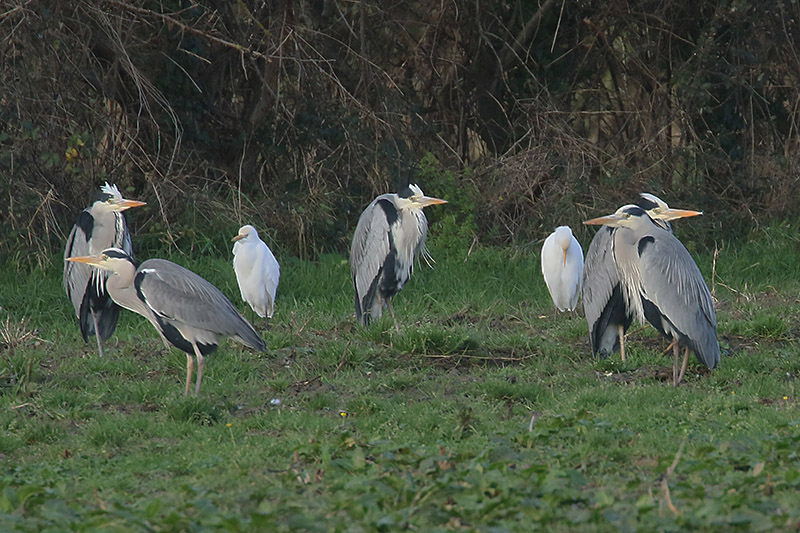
{"left": 350, "top": 199, "right": 392, "bottom": 320}
{"left": 63, "top": 210, "right": 93, "bottom": 316}
{"left": 582, "top": 227, "right": 624, "bottom": 354}
{"left": 637, "top": 232, "right": 719, "bottom": 367}
{"left": 136, "top": 259, "right": 265, "bottom": 351}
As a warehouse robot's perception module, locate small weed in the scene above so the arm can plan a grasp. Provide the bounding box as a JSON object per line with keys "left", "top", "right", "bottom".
{"left": 167, "top": 396, "right": 222, "bottom": 425}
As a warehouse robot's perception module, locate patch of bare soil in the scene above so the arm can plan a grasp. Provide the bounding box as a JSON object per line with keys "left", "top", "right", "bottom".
{"left": 596, "top": 364, "right": 711, "bottom": 386}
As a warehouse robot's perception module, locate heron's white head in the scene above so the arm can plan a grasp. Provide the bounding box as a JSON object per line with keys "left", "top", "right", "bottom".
{"left": 396, "top": 184, "right": 448, "bottom": 210}
{"left": 232, "top": 224, "right": 259, "bottom": 243}
{"left": 552, "top": 226, "right": 574, "bottom": 266}
{"left": 95, "top": 182, "right": 147, "bottom": 213}
{"left": 65, "top": 247, "right": 134, "bottom": 274}
{"left": 638, "top": 192, "right": 702, "bottom": 222}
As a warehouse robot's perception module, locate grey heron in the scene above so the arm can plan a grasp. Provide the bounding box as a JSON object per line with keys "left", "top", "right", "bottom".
{"left": 66, "top": 248, "right": 267, "bottom": 395}
{"left": 541, "top": 226, "right": 584, "bottom": 312}
{"left": 63, "top": 183, "right": 146, "bottom": 357}
{"left": 582, "top": 193, "right": 702, "bottom": 361}
{"left": 350, "top": 184, "right": 447, "bottom": 329}
{"left": 584, "top": 205, "right": 719, "bottom": 386}
{"left": 232, "top": 225, "right": 280, "bottom": 321}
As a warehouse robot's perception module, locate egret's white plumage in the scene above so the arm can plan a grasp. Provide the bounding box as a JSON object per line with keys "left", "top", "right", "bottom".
{"left": 541, "top": 226, "right": 584, "bottom": 312}
{"left": 232, "top": 225, "right": 280, "bottom": 319}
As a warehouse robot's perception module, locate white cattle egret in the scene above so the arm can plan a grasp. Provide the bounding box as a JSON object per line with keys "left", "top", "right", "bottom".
{"left": 541, "top": 226, "right": 584, "bottom": 312}
{"left": 232, "top": 225, "right": 281, "bottom": 320}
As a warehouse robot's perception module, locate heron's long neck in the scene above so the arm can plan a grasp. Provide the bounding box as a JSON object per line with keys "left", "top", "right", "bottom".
{"left": 105, "top": 262, "right": 146, "bottom": 316}
{"left": 88, "top": 210, "right": 124, "bottom": 254}
{"left": 613, "top": 227, "right": 646, "bottom": 324}
{"left": 396, "top": 207, "right": 429, "bottom": 263}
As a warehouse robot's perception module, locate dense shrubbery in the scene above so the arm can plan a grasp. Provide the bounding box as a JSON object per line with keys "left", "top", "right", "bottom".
{"left": 1, "top": 0, "right": 798, "bottom": 267}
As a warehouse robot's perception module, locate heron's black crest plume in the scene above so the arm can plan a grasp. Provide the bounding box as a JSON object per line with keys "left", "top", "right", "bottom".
{"left": 622, "top": 205, "right": 647, "bottom": 217}
{"left": 103, "top": 248, "right": 133, "bottom": 261}
{"left": 397, "top": 185, "right": 414, "bottom": 199}
{"left": 94, "top": 190, "right": 114, "bottom": 203}
{"left": 635, "top": 196, "right": 659, "bottom": 211}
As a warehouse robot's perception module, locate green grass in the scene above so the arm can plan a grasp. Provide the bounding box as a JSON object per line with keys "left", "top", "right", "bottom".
{"left": 2, "top": 225, "right": 800, "bottom": 530}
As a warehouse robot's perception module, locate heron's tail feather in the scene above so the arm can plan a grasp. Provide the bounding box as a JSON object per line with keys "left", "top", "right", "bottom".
{"left": 234, "top": 317, "right": 267, "bottom": 352}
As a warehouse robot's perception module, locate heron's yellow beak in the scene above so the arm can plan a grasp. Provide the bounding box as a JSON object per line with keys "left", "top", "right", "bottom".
{"left": 112, "top": 199, "right": 146, "bottom": 211}
{"left": 66, "top": 254, "right": 109, "bottom": 270}
{"left": 415, "top": 196, "right": 448, "bottom": 208}
{"left": 656, "top": 208, "right": 703, "bottom": 221}
{"left": 562, "top": 249, "right": 568, "bottom": 266}
{"left": 583, "top": 214, "right": 621, "bottom": 226}
{"left": 232, "top": 233, "right": 246, "bottom": 242}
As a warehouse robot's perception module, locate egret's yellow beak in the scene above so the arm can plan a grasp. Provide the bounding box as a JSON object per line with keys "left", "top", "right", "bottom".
{"left": 232, "top": 233, "right": 246, "bottom": 242}
{"left": 562, "top": 249, "right": 568, "bottom": 266}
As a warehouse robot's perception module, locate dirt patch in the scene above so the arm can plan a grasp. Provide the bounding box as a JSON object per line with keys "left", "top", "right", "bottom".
{"left": 597, "top": 364, "right": 712, "bottom": 386}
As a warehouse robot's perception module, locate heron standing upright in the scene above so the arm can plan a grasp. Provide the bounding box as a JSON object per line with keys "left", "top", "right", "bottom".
{"left": 350, "top": 184, "right": 447, "bottom": 329}
{"left": 582, "top": 193, "right": 702, "bottom": 361}
{"left": 584, "top": 205, "right": 720, "bottom": 386}
{"left": 541, "top": 226, "right": 584, "bottom": 312}
{"left": 232, "top": 225, "right": 280, "bottom": 321}
{"left": 63, "top": 182, "right": 146, "bottom": 357}
{"left": 67, "top": 248, "right": 266, "bottom": 395}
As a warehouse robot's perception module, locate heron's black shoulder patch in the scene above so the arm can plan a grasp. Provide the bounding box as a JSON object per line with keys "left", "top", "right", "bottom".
{"left": 641, "top": 296, "right": 668, "bottom": 337}
{"left": 377, "top": 198, "right": 398, "bottom": 225}
{"left": 638, "top": 236, "right": 655, "bottom": 257}
{"left": 74, "top": 210, "right": 94, "bottom": 239}
{"left": 133, "top": 270, "right": 147, "bottom": 302}
{"left": 156, "top": 316, "right": 219, "bottom": 356}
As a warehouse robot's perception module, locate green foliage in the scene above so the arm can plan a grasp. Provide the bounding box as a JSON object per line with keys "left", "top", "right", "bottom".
{"left": 1, "top": 231, "right": 800, "bottom": 529}
{"left": 417, "top": 152, "right": 478, "bottom": 251}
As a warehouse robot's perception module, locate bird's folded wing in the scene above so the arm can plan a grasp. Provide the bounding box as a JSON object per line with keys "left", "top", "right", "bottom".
{"left": 638, "top": 235, "right": 717, "bottom": 337}
{"left": 582, "top": 227, "right": 619, "bottom": 327}
{"left": 137, "top": 259, "right": 246, "bottom": 335}
{"left": 63, "top": 211, "right": 94, "bottom": 315}
{"left": 350, "top": 200, "right": 392, "bottom": 302}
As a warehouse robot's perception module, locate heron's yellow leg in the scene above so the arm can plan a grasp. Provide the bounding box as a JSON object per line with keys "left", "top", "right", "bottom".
{"left": 90, "top": 309, "right": 105, "bottom": 358}
{"left": 678, "top": 346, "right": 690, "bottom": 384}
{"left": 386, "top": 299, "right": 400, "bottom": 333}
{"left": 194, "top": 344, "right": 205, "bottom": 396}
{"left": 185, "top": 353, "right": 194, "bottom": 396}
{"left": 672, "top": 341, "right": 681, "bottom": 387}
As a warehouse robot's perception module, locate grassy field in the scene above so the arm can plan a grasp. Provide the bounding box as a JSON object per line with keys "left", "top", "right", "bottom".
{"left": 2, "top": 224, "right": 800, "bottom": 531}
